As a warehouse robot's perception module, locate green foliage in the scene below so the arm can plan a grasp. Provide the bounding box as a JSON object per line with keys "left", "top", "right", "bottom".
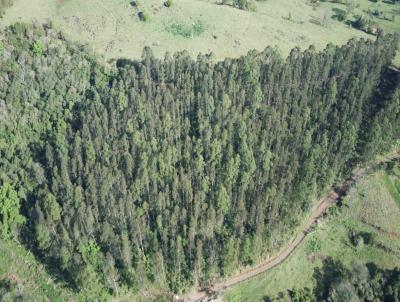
{"left": 233, "top": 0, "right": 256, "bottom": 11}
{"left": 289, "top": 288, "right": 313, "bottom": 302}
{"left": 306, "top": 237, "right": 321, "bottom": 254}
{"left": 383, "top": 170, "right": 400, "bottom": 207}
{"left": 165, "top": 19, "right": 206, "bottom": 38}
{"left": 138, "top": 11, "right": 149, "bottom": 22}
{"left": 267, "top": 259, "right": 400, "bottom": 301}
{"left": 216, "top": 185, "right": 230, "bottom": 215}
{"left": 0, "top": 23, "right": 399, "bottom": 300}
{"left": 31, "top": 40, "right": 43, "bottom": 55}
{"left": 225, "top": 166, "right": 400, "bottom": 301}
{"left": 164, "top": 0, "right": 173, "bottom": 8}
{"left": 333, "top": 8, "right": 348, "bottom": 21}
{"left": 0, "top": 183, "right": 25, "bottom": 240}
{"left": 352, "top": 14, "right": 381, "bottom": 34}
{"left": 348, "top": 229, "right": 373, "bottom": 249}
{"left": 78, "top": 240, "right": 101, "bottom": 267}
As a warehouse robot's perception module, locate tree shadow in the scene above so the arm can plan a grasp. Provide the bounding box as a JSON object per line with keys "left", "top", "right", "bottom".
{"left": 313, "top": 257, "right": 347, "bottom": 300}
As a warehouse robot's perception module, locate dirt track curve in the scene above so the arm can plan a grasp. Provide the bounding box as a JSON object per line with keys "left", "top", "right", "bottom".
{"left": 183, "top": 153, "right": 400, "bottom": 302}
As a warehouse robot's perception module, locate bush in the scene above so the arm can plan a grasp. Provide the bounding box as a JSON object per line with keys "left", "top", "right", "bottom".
{"left": 138, "top": 11, "right": 149, "bottom": 22}
{"left": 334, "top": 8, "right": 348, "bottom": 21}
{"left": 352, "top": 15, "right": 381, "bottom": 34}
{"left": 165, "top": 19, "right": 206, "bottom": 38}
{"left": 0, "top": 183, "right": 25, "bottom": 240}
{"left": 233, "top": 0, "right": 256, "bottom": 11}
{"left": 164, "top": 0, "right": 173, "bottom": 7}
{"left": 31, "top": 41, "right": 44, "bottom": 55}
{"left": 306, "top": 237, "right": 321, "bottom": 254}
{"left": 348, "top": 229, "right": 373, "bottom": 248}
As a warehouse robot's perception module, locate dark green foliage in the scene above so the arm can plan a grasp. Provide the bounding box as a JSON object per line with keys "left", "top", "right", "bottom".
{"left": 0, "top": 183, "right": 25, "bottom": 240}
{"left": 353, "top": 15, "right": 381, "bottom": 35}
{"left": 138, "top": 11, "right": 149, "bottom": 22}
{"left": 360, "top": 69, "right": 400, "bottom": 161}
{"left": 332, "top": 8, "right": 347, "bottom": 21}
{"left": 0, "top": 22, "right": 399, "bottom": 298}
{"left": 165, "top": 19, "right": 206, "bottom": 38}
{"left": 31, "top": 41, "right": 44, "bottom": 56}
{"left": 164, "top": 0, "right": 173, "bottom": 8}
{"left": 268, "top": 259, "right": 400, "bottom": 301}
{"left": 348, "top": 229, "right": 374, "bottom": 248}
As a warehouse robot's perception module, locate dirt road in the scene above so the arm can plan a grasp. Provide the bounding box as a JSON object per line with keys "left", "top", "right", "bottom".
{"left": 183, "top": 154, "right": 400, "bottom": 302}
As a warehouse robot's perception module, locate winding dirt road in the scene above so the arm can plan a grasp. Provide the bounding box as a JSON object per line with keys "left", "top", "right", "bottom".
{"left": 183, "top": 154, "right": 400, "bottom": 302}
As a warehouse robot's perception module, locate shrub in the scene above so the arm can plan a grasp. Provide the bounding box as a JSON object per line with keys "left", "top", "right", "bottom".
{"left": 138, "top": 11, "right": 149, "bottom": 22}
{"left": 31, "top": 41, "right": 44, "bottom": 55}
{"left": 348, "top": 229, "right": 373, "bottom": 248}
{"left": 233, "top": 0, "right": 256, "bottom": 11}
{"left": 334, "top": 8, "right": 348, "bottom": 21}
{"left": 0, "top": 183, "right": 25, "bottom": 240}
{"left": 165, "top": 19, "right": 206, "bottom": 38}
{"left": 306, "top": 237, "right": 321, "bottom": 254}
{"left": 164, "top": 0, "right": 173, "bottom": 7}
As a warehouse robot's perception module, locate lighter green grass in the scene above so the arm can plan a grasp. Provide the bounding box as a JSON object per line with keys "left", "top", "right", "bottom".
{"left": 0, "top": 239, "right": 76, "bottom": 301}
{"left": 0, "top": 239, "right": 169, "bottom": 302}
{"left": 1, "top": 0, "right": 399, "bottom": 63}
{"left": 225, "top": 168, "right": 400, "bottom": 302}
{"left": 384, "top": 173, "right": 400, "bottom": 207}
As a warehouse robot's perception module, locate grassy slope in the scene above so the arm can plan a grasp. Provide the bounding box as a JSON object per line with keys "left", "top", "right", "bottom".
{"left": 1, "top": 0, "right": 398, "bottom": 63}
{"left": 225, "top": 165, "right": 400, "bottom": 302}
{"left": 0, "top": 240, "right": 76, "bottom": 301}
{"left": 0, "top": 240, "right": 169, "bottom": 302}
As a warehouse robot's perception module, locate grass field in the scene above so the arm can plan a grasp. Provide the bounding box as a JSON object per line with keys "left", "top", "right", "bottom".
{"left": 224, "top": 163, "right": 400, "bottom": 302}
{"left": 0, "top": 0, "right": 399, "bottom": 64}
{"left": 0, "top": 239, "right": 172, "bottom": 301}
{"left": 0, "top": 240, "right": 76, "bottom": 301}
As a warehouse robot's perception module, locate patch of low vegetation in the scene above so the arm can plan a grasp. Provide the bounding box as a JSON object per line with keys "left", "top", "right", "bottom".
{"left": 31, "top": 40, "right": 44, "bottom": 55}
{"left": 165, "top": 19, "right": 206, "bottom": 38}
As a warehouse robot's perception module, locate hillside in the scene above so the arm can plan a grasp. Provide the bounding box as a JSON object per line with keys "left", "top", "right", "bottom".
{"left": 0, "top": 21, "right": 399, "bottom": 302}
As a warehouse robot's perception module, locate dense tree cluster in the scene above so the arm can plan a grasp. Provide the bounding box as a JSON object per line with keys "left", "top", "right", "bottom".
{"left": 0, "top": 23, "right": 399, "bottom": 299}
{"left": 267, "top": 259, "right": 400, "bottom": 301}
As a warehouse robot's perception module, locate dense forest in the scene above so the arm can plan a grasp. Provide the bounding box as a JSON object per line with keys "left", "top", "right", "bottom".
{"left": 0, "top": 23, "right": 399, "bottom": 300}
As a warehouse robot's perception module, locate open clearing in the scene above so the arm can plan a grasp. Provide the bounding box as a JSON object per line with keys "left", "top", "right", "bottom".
{"left": 1, "top": 0, "right": 399, "bottom": 63}
{"left": 224, "top": 158, "right": 400, "bottom": 302}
